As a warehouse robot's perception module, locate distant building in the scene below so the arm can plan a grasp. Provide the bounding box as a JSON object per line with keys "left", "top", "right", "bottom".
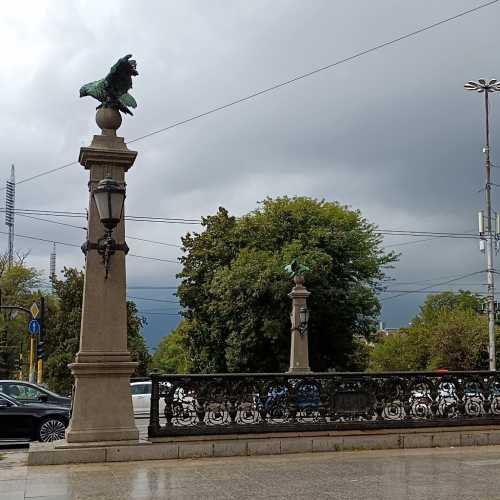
{"left": 373, "top": 321, "right": 399, "bottom": 341}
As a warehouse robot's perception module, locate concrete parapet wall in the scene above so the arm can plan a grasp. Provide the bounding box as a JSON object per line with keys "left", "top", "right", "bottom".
{"left": 28, "top": 425, "right": 500, "bottom": 465}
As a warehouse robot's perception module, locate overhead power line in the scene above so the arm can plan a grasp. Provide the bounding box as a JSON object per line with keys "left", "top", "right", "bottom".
{"left": 0, "top": 208, "right": 200, "bottom": 223}
{"left": 128, "top": 285, "right": 178, "bottom": 290}
{"left": 0, "top": 230, "right": 180, "bottom": 264}
{"left": 380, "top": 270, "right": 486, "bottom": 301}
{"left": 3, "top": 0, "right": 497, "bottom": 188}
{"left": 128, "top": 295, "right": 179, "bottom": 304}
{"left": 138, "top": 311, "right": 181, "bottom": 316}
{"left": 16, "top": 212, "right": 183, "bottom": 248}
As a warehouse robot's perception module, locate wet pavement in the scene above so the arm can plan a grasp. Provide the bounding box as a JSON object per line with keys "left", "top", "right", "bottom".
{"left": 3, "top": 445, "right": 500, "bottom": 499}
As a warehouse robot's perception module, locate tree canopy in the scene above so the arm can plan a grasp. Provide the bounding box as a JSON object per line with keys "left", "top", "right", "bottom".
{"left": 369, "top": 291, "right": 490, "bottom": 371}
{"left": 0, "top": 253, "right": 42, "bottom": 379}
{"left": 150, "top": 320, "right": 191, "bottom": 374}
{"left": 44, "top": 267, "right": 151, "bottom": 393}
{"left": 176, "top": 196, "right": 397, "bottom": 373}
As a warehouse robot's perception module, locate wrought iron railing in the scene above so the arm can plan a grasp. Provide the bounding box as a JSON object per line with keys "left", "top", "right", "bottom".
{"left": 148, "top": 371, "right": 500, "bottom": 438}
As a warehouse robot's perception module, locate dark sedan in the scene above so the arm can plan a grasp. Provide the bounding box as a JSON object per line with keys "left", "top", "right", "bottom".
{"left": 0, "top": 380, "right": 71, "bottom": 407}
{"left": 0, "top": 392, "right": 69, "bottom": 442}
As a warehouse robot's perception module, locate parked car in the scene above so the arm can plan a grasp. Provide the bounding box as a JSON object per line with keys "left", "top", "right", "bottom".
{"left": 131, "top": 380, "right": 191, "bottom": 417}
{"left": 0, "top": 380, "right": 71, "bottom": 407}
{"left": 131, "top": 380, "right": 153, "bottom": 415}
{"left": 131, "top": 380, "right": 167, "bottom": 416}
{"left": 0, "top": 392, "right": 69, "bottom": 442}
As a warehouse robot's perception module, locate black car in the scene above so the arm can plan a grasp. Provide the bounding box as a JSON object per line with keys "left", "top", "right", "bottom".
{"left": 0, "top": 392, "right": 69, "bottom": 442}
{"left": 0, "top": 380, "right": 71, "bottom": 407}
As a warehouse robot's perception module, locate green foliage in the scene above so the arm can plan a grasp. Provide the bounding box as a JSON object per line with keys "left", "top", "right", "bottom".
{"left": 0, "top": 255, "right": 42, "bottom": 378}
{"left": 177, "top": 197, "right": 397, "bottom": 373}
{"left": 45, "top": 267, "right": 150, "bottom": 393}
{"left": 127, "top": 301, "right": 152, "bottom": 376}
{"left": 151, "top": 321, "right": 191, "bottom": 374}
{"left": 369, "top": 291, "right": 489, "bottom": 372}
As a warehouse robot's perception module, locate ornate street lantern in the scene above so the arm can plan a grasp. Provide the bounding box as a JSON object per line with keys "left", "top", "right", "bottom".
{"left": 299, "top": 305, "right": 309, "bottom": 337}
{"left": 93, "top": 176, "right": 126, "bottom": 278}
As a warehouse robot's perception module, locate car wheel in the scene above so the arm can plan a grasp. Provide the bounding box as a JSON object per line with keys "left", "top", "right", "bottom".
{"left": 38, "top": 417, "right": 67, "bottom": 442}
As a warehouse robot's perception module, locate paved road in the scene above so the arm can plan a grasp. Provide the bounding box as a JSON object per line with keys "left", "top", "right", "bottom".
{"left": 4, "top": 445, "right": 500, "bottom": 499}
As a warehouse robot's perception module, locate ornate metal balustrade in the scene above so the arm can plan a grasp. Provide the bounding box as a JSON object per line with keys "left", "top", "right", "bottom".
{"left": 148, "top": 371, "right": 500, "bottom": 438}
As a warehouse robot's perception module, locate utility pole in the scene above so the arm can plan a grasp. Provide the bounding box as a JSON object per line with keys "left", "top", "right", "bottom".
{"left": 49, "top": 243, "right": 56, "bottom": 291}
{"left": 465, "top": 78, "right": 500, "bottom": 371}
{"left": 36, "top": 296, "right": 44, "bottom": 384}
{"left": 5, "top": 165, "right": 15, "bottom": 268}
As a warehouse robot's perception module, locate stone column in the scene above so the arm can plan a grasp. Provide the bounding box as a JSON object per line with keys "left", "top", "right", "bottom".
{"left": 287, "top": 275, "right": 312, "bottom": 374}
{"left": 66, "top": 108, "right": 139, "bottom": 443}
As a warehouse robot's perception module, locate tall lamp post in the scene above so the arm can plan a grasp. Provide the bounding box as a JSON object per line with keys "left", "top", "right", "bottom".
{"left": 66, "top": 55, "right": 139, "bottom": 443}
{"left": 465, "top": 78, "right": 500, "bottom": 371}
{"left": 285, "top": 259, "right": 312, "bottom": 374}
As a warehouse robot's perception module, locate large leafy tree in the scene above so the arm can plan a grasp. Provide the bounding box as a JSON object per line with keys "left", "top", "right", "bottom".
{"left": 176, "top": 197, "right": 397, "bottom": 373}
{"left": 0, "top": 253, "right": 42, "bottom": 378}
{"left": 151, "top": 320, "right": 191, "bottom": 374}
{"left": 369, "top": 291, "right": 490, "bottom": 371}
{"left": 45, "top": 267, "right": 150, "bottom": 393}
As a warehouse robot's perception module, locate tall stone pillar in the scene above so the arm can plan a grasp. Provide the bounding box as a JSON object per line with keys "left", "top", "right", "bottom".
{"left": 66, "top": 108, "right": 139, "bottom": 443}
{"left": 287, "top": 275, "right": 312, "bottom": 374}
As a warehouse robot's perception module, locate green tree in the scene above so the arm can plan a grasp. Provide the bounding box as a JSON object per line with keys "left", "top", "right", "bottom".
{"left": 177, "top": 197, "right": 397, "bottom": 373}
{"left": 0, "top": 254, "right": 42, "bottom": 378}
{"left": 127, "top": 301, "right": 151, "bottom": 375}
{"left": 45, "top": 267, "right": 150, "bottom": 393}
{"left": 369, "top": 291, "right": 489, "bottom": 371}
{"left": 151, "top": 321, "right": 191, "bottom": 374}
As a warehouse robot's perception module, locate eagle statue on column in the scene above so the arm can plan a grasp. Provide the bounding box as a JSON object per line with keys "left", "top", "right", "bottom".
{"left": 79, "top": 54, "right": 138, "bottom": 115}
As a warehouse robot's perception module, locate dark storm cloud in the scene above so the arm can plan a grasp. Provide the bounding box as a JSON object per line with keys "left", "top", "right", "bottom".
{"left": 0, "top": 0, "right": 498, "bottom": 344}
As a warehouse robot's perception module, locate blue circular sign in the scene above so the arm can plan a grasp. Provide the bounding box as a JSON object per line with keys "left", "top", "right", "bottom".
{"left": 28, "top": 319, "right": 40, "bottom": 336}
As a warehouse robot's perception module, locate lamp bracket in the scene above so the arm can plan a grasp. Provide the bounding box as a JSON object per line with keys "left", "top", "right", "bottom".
{"left": 81, "top": 240, "right": 129, "bottom": 255}
{"left": 81, "top": 236, "right": 129, "bottom": 280}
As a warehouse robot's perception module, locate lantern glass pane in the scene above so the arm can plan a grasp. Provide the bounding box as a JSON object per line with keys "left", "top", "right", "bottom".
{"left": 109, "top": 190, "right": 125, "bottom": 221}
{"left": 94, "top": 189, "right": 111, "bottom": 221}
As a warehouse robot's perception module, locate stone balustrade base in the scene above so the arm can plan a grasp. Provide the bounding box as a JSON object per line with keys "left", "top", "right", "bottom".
{"left": 27, "top": 425, "right": 500, "bottom": 465}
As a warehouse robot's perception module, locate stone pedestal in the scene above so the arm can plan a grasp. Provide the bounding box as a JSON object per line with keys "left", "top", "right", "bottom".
{"left": 287, "top": 275, "right": 311, "bottom": 374}
{"left": 65, "top": 110, "right": 139, "bottom": 443}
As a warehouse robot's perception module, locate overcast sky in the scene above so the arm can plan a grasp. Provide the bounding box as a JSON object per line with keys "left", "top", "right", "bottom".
{"left": 1, "top": 0, "right": 499, "bottom": 349}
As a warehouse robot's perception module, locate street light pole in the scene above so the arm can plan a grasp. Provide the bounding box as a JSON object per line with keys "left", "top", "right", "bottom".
{"left": 465, "top": 78, "right": 500, "bottom": 371}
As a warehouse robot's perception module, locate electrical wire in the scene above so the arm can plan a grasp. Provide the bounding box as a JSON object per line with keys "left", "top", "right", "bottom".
{"left": 15, "top": 212, "right": 183, "bottom": 248}
{"left": 0, "top": 208, "right": 201, "bottom": 224}
{"left": 138, "top": 311, "right": 181, "bottom": 316}
{"left": 128, "top": 295, "right": 179, "bottom": 304}
{"left": 0, "top": 230, "right": 180, "bottom": 264}
{"left": 380, "top": 270, "right": 486, "bottom": 301}
{"left": 2, "top": 0, "right": 497, "bottom": 188}
{"left": 128, "top": 286, "right": 178, "bottom": 290}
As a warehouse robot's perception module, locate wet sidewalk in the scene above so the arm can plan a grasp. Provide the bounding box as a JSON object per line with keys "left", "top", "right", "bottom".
{"left": 3, "top": 445, "right": 500, "bottom": 499}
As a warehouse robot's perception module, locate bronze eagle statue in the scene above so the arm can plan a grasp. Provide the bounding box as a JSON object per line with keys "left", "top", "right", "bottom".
{"left": 284, "top": 258, "right": 310, "bottom": 278}
{"left": 79, "top": 54, "right": 138, "bottom": 115}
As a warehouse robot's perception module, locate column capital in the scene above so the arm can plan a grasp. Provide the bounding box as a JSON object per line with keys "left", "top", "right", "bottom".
{"left": 79, "top": 142, "right": 137, "bottom": 171}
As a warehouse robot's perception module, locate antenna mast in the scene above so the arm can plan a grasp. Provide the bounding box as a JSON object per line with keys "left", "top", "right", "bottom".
{"left": 5, "top": 165, "right": 15, "bottom": 268}
{"left": 50, "top": 242, "right": 56, "bottom": 289}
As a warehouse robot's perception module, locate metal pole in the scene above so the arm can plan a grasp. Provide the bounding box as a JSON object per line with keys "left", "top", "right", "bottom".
{"left": 484, "top": 89, "right": 496, "bottom": 371}
{"left": 29, "top": 335, "right": 35, "bottom": 383}
{"left": 37, "top": 296, "right": 44, "bottom": 384}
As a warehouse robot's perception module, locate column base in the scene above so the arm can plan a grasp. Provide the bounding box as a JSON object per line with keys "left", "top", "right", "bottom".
{"left": 287, "top": 367, "right": 312, "bottom": 374}
{"left": 66, "top": 359, "right": 139, "bottom": 444}
{"left": 65, "top": 428, "right": 139, "bottom": 443}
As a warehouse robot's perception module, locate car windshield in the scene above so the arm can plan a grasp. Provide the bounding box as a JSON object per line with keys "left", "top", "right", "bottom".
{"left": 0, "top": 391, "right": 21, "bottom": 406}
{"left": 33, "top": 384, "right": 65, "bottom": 398}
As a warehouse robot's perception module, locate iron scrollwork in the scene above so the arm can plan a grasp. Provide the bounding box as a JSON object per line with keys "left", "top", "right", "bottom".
{"left": 148, "top": 371, "right": 500, "bottom": 438}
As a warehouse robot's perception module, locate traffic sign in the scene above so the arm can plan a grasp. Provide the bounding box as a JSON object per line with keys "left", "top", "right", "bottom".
{"left": 30, "top": 302, "right": 40, "bottom": 319}
{"left": 28, "top": 319, "right": 40, "bottom": 336}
